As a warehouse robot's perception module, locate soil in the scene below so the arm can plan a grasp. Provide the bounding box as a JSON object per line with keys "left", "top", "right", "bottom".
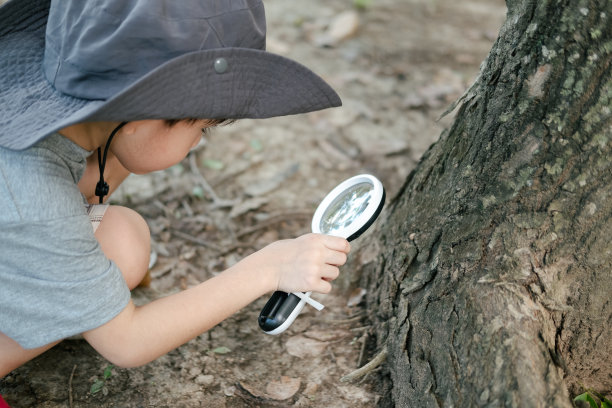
{"left": 0, "top": 0, "right": 506, "bottom": 406}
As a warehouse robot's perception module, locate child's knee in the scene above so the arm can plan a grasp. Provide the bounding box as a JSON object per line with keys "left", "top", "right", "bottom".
{"left": 94, "top": 206, "right": 150, "bottom": 289}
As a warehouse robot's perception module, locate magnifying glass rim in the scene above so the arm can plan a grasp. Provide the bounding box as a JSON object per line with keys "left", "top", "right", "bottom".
{"left": 311, "top": 174, "right": 384, "bottom": 239}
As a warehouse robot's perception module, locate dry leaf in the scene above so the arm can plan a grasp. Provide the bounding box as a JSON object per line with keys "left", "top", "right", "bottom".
{"left": 265, "top": 376, "right": 301, "bottom": 400}
{"left": 238, "top": 381, "right": 267, "bottom": 398}
{"left": 317, "top": 10, "right": 360, "bottom": 46}
{"left": 285, "top": 335, "right": 327, "bottom": 358}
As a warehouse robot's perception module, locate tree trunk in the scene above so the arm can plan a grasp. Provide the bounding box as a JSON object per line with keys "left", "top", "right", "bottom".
{"left": 357, "top": 0, "right": 612, "bottom": 406}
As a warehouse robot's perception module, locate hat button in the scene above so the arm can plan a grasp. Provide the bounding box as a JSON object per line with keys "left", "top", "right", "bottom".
{"left": 214, "top": 58, "right": 228, "bottom": 74}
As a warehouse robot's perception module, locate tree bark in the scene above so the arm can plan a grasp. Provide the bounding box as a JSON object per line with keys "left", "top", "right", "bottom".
{"left": 356, "top": 0, "right": 612, "bottom": 406}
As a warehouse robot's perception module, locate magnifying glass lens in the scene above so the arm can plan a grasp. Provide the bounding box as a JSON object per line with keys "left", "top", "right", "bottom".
{"left": 319, "top": 182, "right": 373, "bottom": 235}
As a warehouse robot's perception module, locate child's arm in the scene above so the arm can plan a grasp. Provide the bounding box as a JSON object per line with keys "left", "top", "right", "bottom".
{"left": 78, "top": 151, "right": 131, "bottom": 204}
{"left": 82, "top": 233, "right": 350, "bottom": 368}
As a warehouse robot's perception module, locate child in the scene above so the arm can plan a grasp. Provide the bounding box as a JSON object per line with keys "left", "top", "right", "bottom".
{"left": 0, "top": 0, "right": 350, "bottom": 380}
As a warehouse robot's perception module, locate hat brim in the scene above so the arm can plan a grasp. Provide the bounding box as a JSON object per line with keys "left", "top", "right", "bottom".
{"left": 0, "top": 0, "right": 342, "bottom": 150}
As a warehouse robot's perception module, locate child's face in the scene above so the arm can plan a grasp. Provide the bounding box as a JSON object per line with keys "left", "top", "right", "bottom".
{"left": 110, "top": 119, "right": 210, "bottom": 174}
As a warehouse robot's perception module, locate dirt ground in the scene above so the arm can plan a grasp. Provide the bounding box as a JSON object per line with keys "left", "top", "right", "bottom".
{"left": 0, "top": 0, "right": 506, "bottom": 406}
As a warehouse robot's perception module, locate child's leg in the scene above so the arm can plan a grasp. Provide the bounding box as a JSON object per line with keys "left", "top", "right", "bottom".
{"left": 0, "top": 205, "right": 150, "bottom": 377}
{"left": 0, "top": 334, "right": 60, "bottom": 378}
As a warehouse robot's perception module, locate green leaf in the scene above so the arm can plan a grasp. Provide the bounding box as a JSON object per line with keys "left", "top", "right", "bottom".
{"left": 602, "top": 401, "right": 612, "bottom": 408}
{"left": 353, "top": 0, "right": 372, "bottom": 9}
{"left": 201, "top": 159, "right": 224, "bottom": 170}
{"left": 90, "top": 379, "right": 105, "bottom": 394}
{"left": 212, "top": 346, "right": 231, "bottom": 354}
{"left": 574, "top": 392, "right": 599, "bottom": 408}
{"left": 192, "top": 186, "right": 205, "bottom": 198}
{"left": 103, "top": 365, "right": 113, "bottom": 380}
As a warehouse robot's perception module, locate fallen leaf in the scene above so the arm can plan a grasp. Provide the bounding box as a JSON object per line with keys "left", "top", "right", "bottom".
{"left": 317, "top": 10, "right": 360, "bottom": 47}
{"left": 265, "top": 376, "right": 301, "bottom": 400}
{"left": 285, "top": 335, "right": 327, "bottom": 358}
{"left": 238, "top": 381, "right": 267, "bottom": 398}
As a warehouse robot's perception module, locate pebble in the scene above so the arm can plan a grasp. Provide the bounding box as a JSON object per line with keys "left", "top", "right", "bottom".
{"left": 188, "top": 367, "right": 202, "bottom": 379}
{"left": 195, "top": 374, "right": 215, "bottom": 386}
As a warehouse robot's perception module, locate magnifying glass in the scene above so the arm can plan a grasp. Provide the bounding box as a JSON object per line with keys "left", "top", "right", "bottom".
{"left": 258, "top": 174, "right": 385, "bottom": 335}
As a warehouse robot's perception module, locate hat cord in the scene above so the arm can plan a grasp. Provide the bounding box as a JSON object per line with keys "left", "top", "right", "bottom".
{"left": 95, "top": 122, "right": 128, "bottom": 204}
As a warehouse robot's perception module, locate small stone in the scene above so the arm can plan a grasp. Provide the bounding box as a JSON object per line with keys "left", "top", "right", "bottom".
{"left": 195, "top": 374, "right": 215, "bottom": 386}
{"left": 188, "top": 367, "right": 202, "bottom": 379}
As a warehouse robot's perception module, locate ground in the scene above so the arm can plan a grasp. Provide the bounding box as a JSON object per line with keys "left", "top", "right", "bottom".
{"left": 0, "top": 0, "right": 506, "bottom": 406}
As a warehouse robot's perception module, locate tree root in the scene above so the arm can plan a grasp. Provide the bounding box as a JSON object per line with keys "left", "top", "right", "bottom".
{"left": 340, "top": 347, "right": 388, "bottom": 383}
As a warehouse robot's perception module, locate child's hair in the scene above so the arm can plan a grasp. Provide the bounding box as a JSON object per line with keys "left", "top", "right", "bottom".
{"left": 164, "top": 118, "right": 233, "bottom": 127}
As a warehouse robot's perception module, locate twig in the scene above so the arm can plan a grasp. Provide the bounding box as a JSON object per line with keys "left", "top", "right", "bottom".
{"left": 236, "top": 211, "right": 312, "bottom": 238}
{"left": 171, "top": 229, "right": 223, "bottom": 251}
{"left": 328, "top": 347, "right": 337, "bottom": 364}
{"left": 350, "top": 325, "right": 372, "bottom": 332}
{"left": 188, "top": 154, "right": 237, "bottom": 208}
{"left": 357, "top": 332, "right": 369, "bottom": 368}
{"left": 340, "top": 347, "right": 387, "bottom": 383}
{"left": 329, "top": 311, "right": 366, "bottom": 325}
{"left": 217, "top": 242, "right": 258, "bottom": 256}
{"left": 152, "top": 199, "right": 174, "bottom": 218}
{"left": 181, "top": 199, "right": 194, "bottom": 217}
{"left": 68, "top": 364, "right": 77, "bottom": 408}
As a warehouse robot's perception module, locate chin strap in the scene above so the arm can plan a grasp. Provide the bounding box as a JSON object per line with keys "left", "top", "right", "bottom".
{"left": 95, "top": 122, "right": 128, "bottom": 204}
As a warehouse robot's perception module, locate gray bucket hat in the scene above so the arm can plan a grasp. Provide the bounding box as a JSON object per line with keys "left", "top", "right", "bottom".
{"left": 0, "top": 0, "right": 342, "bottom": 150}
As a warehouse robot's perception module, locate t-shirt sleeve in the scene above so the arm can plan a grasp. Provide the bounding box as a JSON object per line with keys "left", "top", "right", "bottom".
{"left": 0, "top": 214, "right": 131, "bottom": 349}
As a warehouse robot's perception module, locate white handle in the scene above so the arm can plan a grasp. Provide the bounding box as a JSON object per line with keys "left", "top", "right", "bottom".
{"left": 292, "top": 291, "right": 324, "bottom": 311}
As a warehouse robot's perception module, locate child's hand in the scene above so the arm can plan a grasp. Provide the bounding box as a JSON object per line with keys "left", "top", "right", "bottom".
{"left": 254, "top": 233, "right": 351, "bottom": 294}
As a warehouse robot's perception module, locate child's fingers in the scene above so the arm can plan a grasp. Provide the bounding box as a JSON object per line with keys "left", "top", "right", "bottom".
{"left": 326, "top": 250, "right": 347, "bottom": 267}
{"left": 313, "top": 277, "right": 333, "bottom": 294}
{"left": 321, "top": 264, "right": 340, "bottom": 281}
{"left": 321, "top": 235, "right": 351, "bottom": 253}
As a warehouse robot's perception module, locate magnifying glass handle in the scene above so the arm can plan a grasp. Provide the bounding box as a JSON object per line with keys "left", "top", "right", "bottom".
{"left": 258, "top": 291, "right": 324, "bottom": 334}
{"left": 292, "top": 291, "right": 324, "bottom": 311}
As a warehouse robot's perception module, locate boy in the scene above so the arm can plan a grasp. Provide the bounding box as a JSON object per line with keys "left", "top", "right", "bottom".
{"left": 0, "top": 0, "right": 350, "bottom": 381}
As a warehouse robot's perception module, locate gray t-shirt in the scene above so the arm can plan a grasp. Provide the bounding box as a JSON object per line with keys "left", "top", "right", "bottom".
{"left": 0, "top": 133, "right": 130, "bottom": 349}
